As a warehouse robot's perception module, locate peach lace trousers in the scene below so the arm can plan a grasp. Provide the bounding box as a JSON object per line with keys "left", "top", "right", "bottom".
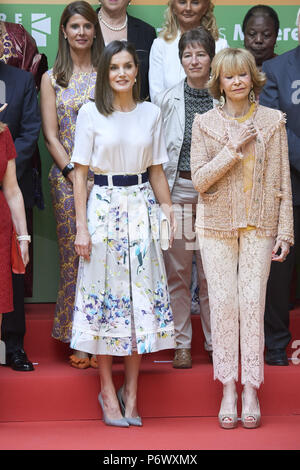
{"left": 198, "top": 229, "right": 274, "bottom": 388}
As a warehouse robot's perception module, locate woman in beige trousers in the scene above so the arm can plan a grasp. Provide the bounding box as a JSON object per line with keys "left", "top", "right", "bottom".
{"left": 191, "top": 48, "right": 294, "bottom": 429}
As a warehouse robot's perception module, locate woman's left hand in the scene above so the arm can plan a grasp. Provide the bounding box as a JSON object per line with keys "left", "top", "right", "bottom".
{"left": 271, "top": 239, "right": 290, "bottom": 262}
{"left": 19, "top": 240, "right": 30, "bottom": 267}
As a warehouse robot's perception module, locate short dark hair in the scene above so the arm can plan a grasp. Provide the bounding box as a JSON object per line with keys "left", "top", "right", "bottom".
{"left": 178, "top": 26, "right": 216, "bottom": 63}
{"left": 95, "top": 41, "right": 141, "bottom": 116}
{"left": 242, "top": 5, "right": 280, "bottom": 36}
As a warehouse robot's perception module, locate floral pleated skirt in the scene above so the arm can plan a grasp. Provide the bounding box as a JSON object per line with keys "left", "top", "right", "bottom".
{"left": 71, "top": 181, "right": 175, "bottom": 356}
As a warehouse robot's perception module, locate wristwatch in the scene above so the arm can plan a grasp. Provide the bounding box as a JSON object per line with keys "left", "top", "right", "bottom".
{"left": 62, "top": 162, "right": 75, "bottom": 178}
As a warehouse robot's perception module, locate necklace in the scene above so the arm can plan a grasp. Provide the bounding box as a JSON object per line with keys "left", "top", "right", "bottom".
{"left": 98, "top": 11, "right": 128, "bottom": 31}
{"left": 223, "top": 103, "right": 255, "bottom": 121}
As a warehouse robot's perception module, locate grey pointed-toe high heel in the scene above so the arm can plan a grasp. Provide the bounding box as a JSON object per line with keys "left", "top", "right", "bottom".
{"left": 98, "top": 393, "right": 129, "bottom": 428}
{"left": 117, "top": 387, "right": 143, "bottom": 427}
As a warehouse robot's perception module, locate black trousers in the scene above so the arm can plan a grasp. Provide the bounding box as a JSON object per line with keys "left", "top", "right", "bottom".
{"left": 1, "top": 207, "right": 31, "bottom": 356}
{"left": 264, "top": 205, "right": 300, "bottom": 351}
{"left": 1, "top": 273, "right": 26, "bottom": 355}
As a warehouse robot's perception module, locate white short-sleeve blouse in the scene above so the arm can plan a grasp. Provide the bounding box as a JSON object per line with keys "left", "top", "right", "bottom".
{"left": 71, "top": 101, "right": 168, "bottom": 174}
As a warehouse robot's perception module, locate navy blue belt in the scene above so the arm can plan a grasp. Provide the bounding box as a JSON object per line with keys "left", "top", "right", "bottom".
{"left": 94, "top": 171, "right": 148, "bottom": 187}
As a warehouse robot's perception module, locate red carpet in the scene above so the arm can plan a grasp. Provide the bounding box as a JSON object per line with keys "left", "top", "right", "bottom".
{"left": 0, "top": 303, "right": 300, "bottom": 450}
{"left": 1, "top": 416, "right": 300, "bottom": 451}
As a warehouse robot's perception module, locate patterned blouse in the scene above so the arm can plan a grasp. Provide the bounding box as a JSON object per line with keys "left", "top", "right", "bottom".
{"left": 178, "top": 80, "right": 213, "bottom": 171}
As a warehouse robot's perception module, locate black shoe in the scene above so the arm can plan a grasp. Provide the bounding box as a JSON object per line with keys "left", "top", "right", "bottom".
{"left": 6, "top": 349, "right": 34, "bottom": 371}
{"left": 265, "top": 348, "right": 289, "bottom": 366}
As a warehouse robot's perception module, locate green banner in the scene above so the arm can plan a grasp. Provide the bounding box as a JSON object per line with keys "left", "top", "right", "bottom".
{"left": 1, "top": 4, "right": 299, "bottom": 67}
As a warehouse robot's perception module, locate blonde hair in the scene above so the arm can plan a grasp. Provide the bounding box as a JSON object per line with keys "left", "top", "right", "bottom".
{"left": 160, "top": 0, "right": 219, "bottom": 42}
{"left": 0, "top": 122, "right": 6, "bottom": 133}
{"left": 207, "top": 48, "right": 266, "bottom": 100}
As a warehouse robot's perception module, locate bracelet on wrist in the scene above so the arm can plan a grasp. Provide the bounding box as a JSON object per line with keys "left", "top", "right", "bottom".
{"left": 17, "top": 235, "right": 31, "bottom": 243}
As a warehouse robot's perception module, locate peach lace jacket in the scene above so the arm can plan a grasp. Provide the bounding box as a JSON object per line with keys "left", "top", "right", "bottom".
{"left": 191, "top": 104, "right": 294, "bottom": 245}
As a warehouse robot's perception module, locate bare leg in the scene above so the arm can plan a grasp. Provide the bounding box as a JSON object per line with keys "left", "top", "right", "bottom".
{"left": 97, "top": 355, "right": 123, "bottom": 420}
{"left": 221, "top": 379, "right": 237, "bottom": 409}
{"left": 122, "top": 352, "right": 142, "bottom": 418}
{"left": 242, "top": 382, "right": 261, "bottom": 427}
{"left": 218, "top": 379, "right": 238, "bottom": 428}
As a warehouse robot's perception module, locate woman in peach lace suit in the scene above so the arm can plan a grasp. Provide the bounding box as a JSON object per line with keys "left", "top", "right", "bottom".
{"left": 191, "top": 48, "right": 293, "bottom": 429}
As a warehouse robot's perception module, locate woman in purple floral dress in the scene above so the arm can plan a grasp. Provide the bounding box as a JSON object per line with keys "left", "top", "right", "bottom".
{"left": 40, "top": 1, "right": 104, "bottom": 368}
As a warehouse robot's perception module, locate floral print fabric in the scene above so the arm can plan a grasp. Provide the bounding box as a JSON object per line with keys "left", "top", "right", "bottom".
{"left": 47, "top": 69, "right": 96, "bottom": 342}
{"left": 71, "top": 182, "right": 175, "bottom": 356}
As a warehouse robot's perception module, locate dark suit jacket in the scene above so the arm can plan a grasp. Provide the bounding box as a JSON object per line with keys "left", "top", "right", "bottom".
{"left": 97, "top": 10, "right": 156, "bottom": 100}
{"left": 0, "top": 62, "right": 41, "bottom": 208}
{"left": 127, "top": 14, "right": 156, "bottom": 100}
{"left": 260, "top": 46, "right": 300, "bottom": 205}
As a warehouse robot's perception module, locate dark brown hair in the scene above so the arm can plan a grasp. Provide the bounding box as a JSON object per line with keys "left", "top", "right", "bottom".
{"left": 178, "top": 26, "right": 216, "bottom": 63}
{"left": 95, "top": 41, "right": 141, "bottom": 117}
{"left": 53, "top": 1, "right": 104, "bottom": 87}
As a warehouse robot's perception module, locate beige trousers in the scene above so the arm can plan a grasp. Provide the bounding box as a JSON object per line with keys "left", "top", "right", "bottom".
{"left": 198, "top": 229, "right": 274, "bottom": 388}
{"left": 164, "top": 176, "right": 212, "bottom": 351}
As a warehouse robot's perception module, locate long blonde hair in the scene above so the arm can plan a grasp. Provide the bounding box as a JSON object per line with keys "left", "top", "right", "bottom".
{"left": 0, "top": 122, "right": 6, "bottom": 133}
{"left": 160, "top": 0, "right": 219, "bottom": 42}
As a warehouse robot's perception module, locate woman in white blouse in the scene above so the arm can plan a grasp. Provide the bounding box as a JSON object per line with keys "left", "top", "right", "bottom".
{"left": 149, "top": 0, "right": 228, "bottom": 102}
{"left": 70, "top": 41, "right": 176, "bottom": 428}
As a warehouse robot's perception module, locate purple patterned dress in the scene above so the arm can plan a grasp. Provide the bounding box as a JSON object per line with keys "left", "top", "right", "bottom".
{"left": 48, "top": 69, "right": 96, "bottom": 342}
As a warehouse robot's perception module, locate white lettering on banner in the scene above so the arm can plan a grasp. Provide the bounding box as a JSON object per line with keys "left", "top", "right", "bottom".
{"left": 234, "top": 24, "right": 244, "bottom": 41}
{"left": 15, "top": 13, "right": 22, "bottom": 24}
{"left": 291, "top": 80, "right": 300, "bottom": 105}
{"left": 291, "top": 340, "right": 300, "bottom": 365}
{"left": 233, "top": 24, "right": 298, "bottom": 42}
{"left": 31, "top": 13, "right": 51, "bottom": 47}
{"left": 277, "top": 27, "right": 299, "bottom": 41}
{"left": 0, "top": 13, "right": 7, "bottom": 21}
{"left": 218, "top": 27, "right": 227, "bottom": 40}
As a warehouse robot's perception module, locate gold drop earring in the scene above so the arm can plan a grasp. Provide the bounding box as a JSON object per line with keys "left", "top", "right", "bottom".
{"left": 219, "top": 91, "right": 226, "bottom": 108}
{"left": 249, "top": 88, "right": 256, "bottom": 103}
